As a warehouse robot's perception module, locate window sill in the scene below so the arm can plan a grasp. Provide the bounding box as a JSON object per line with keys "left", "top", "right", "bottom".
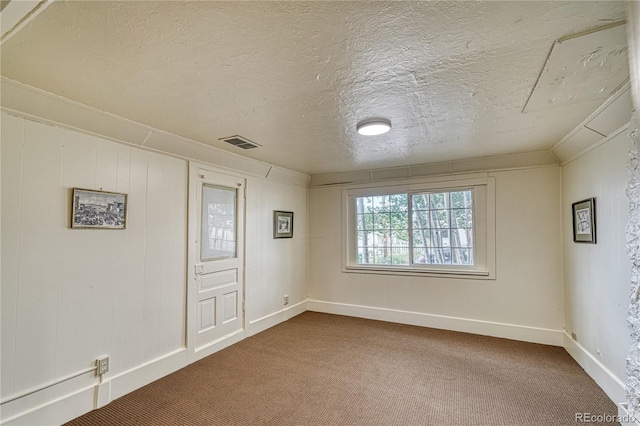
{"left": 343, "top": 265, "right": 493, "bottom": 280}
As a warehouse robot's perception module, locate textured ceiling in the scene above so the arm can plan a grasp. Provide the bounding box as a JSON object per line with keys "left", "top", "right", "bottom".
{"left": 0, "top": 1, "right": 629, "bottom": 174}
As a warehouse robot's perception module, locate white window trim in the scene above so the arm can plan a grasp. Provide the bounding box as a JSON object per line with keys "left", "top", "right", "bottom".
{"left": 342, "top": 174, "right": 496, "bottom": 280}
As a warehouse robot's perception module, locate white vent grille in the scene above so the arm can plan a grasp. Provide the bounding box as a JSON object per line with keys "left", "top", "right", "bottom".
{"left": 219, "top": 135, "right": 261, "bottom": 150}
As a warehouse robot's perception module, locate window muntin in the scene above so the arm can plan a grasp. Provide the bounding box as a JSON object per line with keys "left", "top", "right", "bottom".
{"left": 344, "top": 176, "right": 494, "bottom": 278}
{"left": 355, "top": 190, "right": 474, "bottom": 267}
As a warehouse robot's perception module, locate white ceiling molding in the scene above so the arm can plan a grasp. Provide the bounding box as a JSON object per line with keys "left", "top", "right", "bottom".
{"left": 309, "top": 151, "right": 558, "bottom": 188}
{"left": 0, "top": 77, "right": 309, "bottom": 186}
{"left": 558, "top": 123, "right": 630, "bottom": 167}
{"left": 1, "top": 76, "right": 152, "bottom": 145}
{"left": 265, "top": 166, "right": 310, "bottom": 188}
{"left": 449, "top": 151, "right": 558, "bottom": 174}
{"left": 552, "top": 81, "right": 632, "bottom": 163}
{"left": 0, "top": 0, "right": 52, "bottom": 45}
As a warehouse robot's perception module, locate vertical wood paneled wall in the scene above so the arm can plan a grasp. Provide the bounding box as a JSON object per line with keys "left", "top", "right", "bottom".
{"left": 245, "top": 178, "right": 308, "bottom": 323}
{"left": 1, "top": 113, "right": 188, "bottom": 420}
{"left": 562, "top": 129, "right": 631, "bottom": 403}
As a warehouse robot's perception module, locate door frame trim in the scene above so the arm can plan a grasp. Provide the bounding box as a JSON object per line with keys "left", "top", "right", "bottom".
{"left": 187, "top": 161, "right": 247, "bottom": 363}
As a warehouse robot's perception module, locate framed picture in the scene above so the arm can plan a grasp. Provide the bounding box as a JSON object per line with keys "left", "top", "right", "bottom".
{"left": 273, "top": 210, "right": 294, "bottom": 239}
{"left": 71, "top": 188, "right": 127, "bottom": 229}
{"left": 572, "top": 198, "right": 596, "bottom": 243}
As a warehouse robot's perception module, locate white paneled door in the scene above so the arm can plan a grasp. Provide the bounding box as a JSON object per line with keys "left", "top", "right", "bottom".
{"left": 189, "top": 165, "right": 245, "bottom": 359}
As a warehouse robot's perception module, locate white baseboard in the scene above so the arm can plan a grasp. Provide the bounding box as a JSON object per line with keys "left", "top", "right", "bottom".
{"left": 109, "top": 348, "right": 188, "bottom": 401}
{"left": 190, "top": 329, "right": 246, "bottom": 363}
{"left": 2, "top": 348, "right": 188, "bottom": 425}
{"left": 95, "top": 381, "right": 110, "bottom": 409}
{"left": 307, "top": 300, "right": 564, "bottom": 346}
{"left": 2, "top": 384, "right": 96, "bottom": 426}
{"left": 563, "top": 332, "right": 626, "bottom": 404}
{"left": 246, "top": 299, "right": 308, "bottom": 337}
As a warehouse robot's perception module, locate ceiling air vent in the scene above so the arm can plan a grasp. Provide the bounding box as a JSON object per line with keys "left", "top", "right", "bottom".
{"left": 219, "top": 135, "right": 261, "bottom": 150}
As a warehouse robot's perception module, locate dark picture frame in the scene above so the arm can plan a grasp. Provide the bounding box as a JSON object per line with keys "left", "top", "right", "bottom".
{"left": 71, "top": 188, "right": 128, "bottom": 229}
{"left": 273, "top": 210, "right": 294, "bottom": 239}
{"left": 572, "top": 198, "right": 596, "bottom": 244}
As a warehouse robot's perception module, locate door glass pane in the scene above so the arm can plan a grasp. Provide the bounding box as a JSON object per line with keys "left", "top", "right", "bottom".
{"left": 201, "top": 184, "right": 236, "bottom": 261}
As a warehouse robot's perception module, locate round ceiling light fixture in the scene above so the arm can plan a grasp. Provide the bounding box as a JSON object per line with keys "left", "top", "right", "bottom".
{"left": 356, "top": 118, "right": 391, "bottom": 136}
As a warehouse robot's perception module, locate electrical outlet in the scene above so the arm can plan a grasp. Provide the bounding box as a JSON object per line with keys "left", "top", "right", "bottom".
{"left": 284, "top": 295, "right": 289, "bottom": 306}
{"left": 96, "top": 356, "right": 109, "bottom": 376}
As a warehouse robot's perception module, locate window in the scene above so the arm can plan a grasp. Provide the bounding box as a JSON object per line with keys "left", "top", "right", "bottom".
{"left": 201, "top": 184, "right": 237, "bottom": 261}
{"left": 344, "top": 176, "right": 495, "bottom": 278}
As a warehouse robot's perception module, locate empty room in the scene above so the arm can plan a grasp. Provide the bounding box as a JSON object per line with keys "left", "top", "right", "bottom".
{"left": 2, "top": 1, "right": 640, "bottom": 425}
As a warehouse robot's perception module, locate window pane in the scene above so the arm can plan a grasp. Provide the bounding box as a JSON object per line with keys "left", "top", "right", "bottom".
{"left": 373, "top": 212, "right": 391, "bottom": 231}
{"left": 357, "top": 196, "right": 373, "bottom": 214}
{"left": 373, "top": 232, "right": 386, "bottom": 248}
{"left": 357, "top": 247, "right": 375, "bottom": 264}
{"left": 441, "top": 229, "right": 451, "bottom": 247}
{"left": 389, "top": 194, "right": 408, "bottom": 211}
{"left": 373, "top": 195, "right": 390, "bottom": 212}
{"left": 451, "top": 190, "right": 472, "bottom": 208}
{"left": 389, "top": 228, "right": 408, "bottom": 243}
{"left": 430, "top": 193, "right": 446, "bottom": 209}
{"left": 431, "top": 210, "right": 450, "bottom": 228}
{"left": 429, "top": 247, "right": 452, "bottom": 264}
{"left": 201, "top": 185, "right": 236, "bottom": 261}
{"left": 413, "top": 248, "right": 428, "bottom": 264}
{"left": 412, "top": 210, "right": 429, "bottom": 229}
{"left": 411, "top": 193, "right": 429, "bottom": 210}
{"left": 452, "top": 248, "right": 473, "bottom": 265}
{"left": 451, "top": 229, "right": 473, "bottom": 248}
{"left": 389, "top": 212, "right": 407, "bottom": 231}
{"left": 357, "top": 231, "right": 371, "bottom": 247}
{"left": 356, "top": 213, "right": 374, "bottom": 231}
{"left": 413, "top": 230, "right": 429, "bottom": 246}
{"left": 451, "top": 208, "right": 473, "bottom": 228}
{"left": 390, "top": 247, "right": 410, "bottom": 265}
{"left": 372, "top": 246, "right": 390, "bottom": 264}
{"left": 429, "top": 229, "right": 449, "bottom": 248}
{"left": 427, "top": 248, "right": 440, "bottom": 264}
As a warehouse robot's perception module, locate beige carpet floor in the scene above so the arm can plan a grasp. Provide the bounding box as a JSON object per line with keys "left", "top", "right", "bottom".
{"left": 66, "top": 312, "right": 619, "bottom": 425}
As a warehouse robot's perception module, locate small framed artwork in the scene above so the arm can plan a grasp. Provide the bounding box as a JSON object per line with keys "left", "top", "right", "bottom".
{"left": 273, "top": 210, "right": 294, "bottom": 239}
{"left": 572, "top": 198, "right": 596, "bottom": 243}
{"left": 71, "top": 188, "right": 127, "bottom": 229}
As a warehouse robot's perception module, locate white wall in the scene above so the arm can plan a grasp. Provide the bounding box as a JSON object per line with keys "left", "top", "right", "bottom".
{"left": 245, "top": 177, "right": 308, "bottom": 333}
{"left": 1, "top": 113, "right": 187, "bottom": 422}
{"left": 562, "top": 129, "right": 631, "bottom": 402}
{"left": 0, "top": 112, "right": 309, "bottom": 424}
{"left": 308, "top": 166, "right": 564, "bottom": 344}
